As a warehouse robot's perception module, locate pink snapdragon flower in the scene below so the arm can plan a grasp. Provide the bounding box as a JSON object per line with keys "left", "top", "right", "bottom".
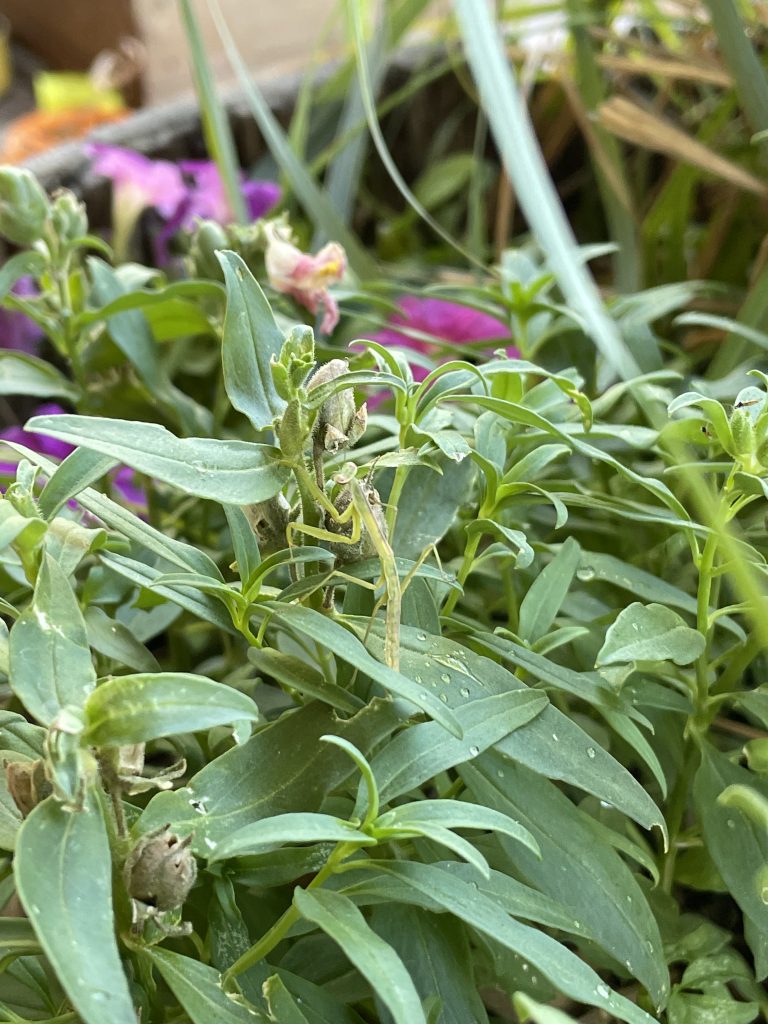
{"left": 264, "top": 222, "right": 346, "bottom": 334}
{"left": 0, "top": 403, "right": 146, "bottom": 512}
{"left": 369, "top": 295, "right": 517, "bottom": 382}
{"left": 0, "top": 277, "right": 43, "bottom": 354}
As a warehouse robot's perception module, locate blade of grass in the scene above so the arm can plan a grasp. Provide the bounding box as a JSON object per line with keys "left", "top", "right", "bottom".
{"left": 344, "top": 0, "right": 490, "bottom": 274}
{"left": 178, "top": 0, "right": 246, "bottom": 223}
{"left": 206, "top": 0, "right": 378, "bottom": 279}
{"left": 452, "top": 0, "right": 640, "bottom": 381}
{"left": 702, "top": 0, "right": 768, "bottom": 146}
{"left": 565, "top": 0, "right": 640, "bottom": 294}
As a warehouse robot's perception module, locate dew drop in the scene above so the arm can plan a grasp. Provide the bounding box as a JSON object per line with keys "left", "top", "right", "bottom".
{"left": 496, "top": 769, "right": 505, "bottom": 779}
{"left": 521, "top": 963, "right": 529, "bottom": 973}
{"left": 596, "top": 983, "right": 611, "bottom": 1000}
{"left": 760, "top": 885, "right": 768, "bottom": 906}
{"left": 551, "top": 733, "right": 559, "bottom": 743}
{"left": 469, "top": 745, "right": 480, "bottom": 757}
{"left": 416, "top": 632, "right": 427, "bottom": 642}
{"left": 586, "top": 747, "right": 596, "bottom": 759}
{"left": 726, "top": 818, "right": 736, "bottom": 829}
{"left": 644, "top": 940, "right": 654, "bottom": 954}
{"left": 577, "top": 566, "right": 595, "bottom": 582}
{"left": 415, "top": 675, "right": 422, "bottom": 684}
{"left": 459, "top": 686, "right": 470, "bottom": 698}
{"left": 440, "top": 693, "right": 448, "bottom": 703}
{"left": 440, "top": 672, "right": 451, "bottom": 684}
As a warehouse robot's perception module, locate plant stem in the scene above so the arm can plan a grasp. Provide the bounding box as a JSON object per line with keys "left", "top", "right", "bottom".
{"left": 223, "top": 841, "right": 358, "bottom": 983}
{"left": 442, "top": 531, "right": 482, "bottom": 616}
{"left": 694, "top": 531, "right": 719, "bottom": 714}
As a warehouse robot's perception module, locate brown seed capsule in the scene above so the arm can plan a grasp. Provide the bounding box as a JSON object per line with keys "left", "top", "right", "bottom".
{"left": 124, "top": 825, "right": 197, "bottom": 911}
{"left": 4, "top": 759, "right": 52, "bottom": 818}
{"left": 306, "top": 359, "right": 367, "bottom": 453}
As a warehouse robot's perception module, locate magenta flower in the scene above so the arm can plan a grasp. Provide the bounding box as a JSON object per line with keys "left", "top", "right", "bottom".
{"left": 0, "top": 278, "right": 43, "bottom": 354}
{"left": 264, "top": 222, "right": 346, "bottom": 334}
{"left": 370, "top": 296, "right": 515, "bottom": 381}
{"left": 178, "top": 160, "right": 280, "bottom": 225}
{"left": 0, "top": 403, "right": 146, "bottom": 512}
{"left": 87, "top": 144, "right": 281, "bottom": 263}
{"left": 87, "top": 143, "right": 187, "bottom": 218}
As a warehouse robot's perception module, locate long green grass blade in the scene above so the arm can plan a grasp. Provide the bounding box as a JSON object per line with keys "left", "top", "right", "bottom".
{"left": 344, "top": 0, "right": 487, "bottom": 272}
{"left": 452, "top": 0, "right": 640, "bottom": 380}
{"left": 702, "top": 0, "right": 768, "bottom": 142}
{"left": 178, "top": 0, "right": 247, "bottom": 223}
{"left": 206, "top": 0, "right": 377, "bottom": 279}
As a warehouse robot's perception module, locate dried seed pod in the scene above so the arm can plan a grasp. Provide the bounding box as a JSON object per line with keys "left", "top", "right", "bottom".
{"left": 4, "top": 758, "right": 52, "bottom": 818}
{"left": 307, "top": 359, "right": 367, "bottom": 454}
{"left": 124, "top": 825, "right": 197, "bottom": 911}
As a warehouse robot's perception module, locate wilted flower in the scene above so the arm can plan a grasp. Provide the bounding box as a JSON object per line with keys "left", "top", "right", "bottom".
{"left": 264, "top": 222, "right": 346, "bottom": 334}
{"left": 369, "top": 295, "right": 516, "bottom": 381}
{"left": 0, "top": 402, "right": 146, "bottom": 512}
{"left": 124, "top": 825, "right": 197, "bottom": 911}
{"left": 0, "top": 278, "right": 43, "bottom": 354}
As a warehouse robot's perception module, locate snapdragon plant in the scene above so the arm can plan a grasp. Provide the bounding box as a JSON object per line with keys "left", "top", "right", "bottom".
{"left": 0, "top": 0, "right": 767, "bottom": 1020}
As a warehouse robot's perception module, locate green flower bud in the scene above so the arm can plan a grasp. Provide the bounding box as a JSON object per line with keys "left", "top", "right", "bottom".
{"left": 272, "top": 325, "right": 315, "bottom": 401}
{"left": 49, "top": 188, "right": 88, "bottom": 244}
{"left": 0, "top": 167, "right": 50, "bottom": 245}
{"left": 124, "top": 825, "right": 197, "bottom": 911}
{"left": 190, "top": 220, "right": 230, "bottom": 280}
{"left": 307, "top": 359, "right": 367, "bottom": 454}
{"left": 730, "top": 408, "right": 755, "bottom": 458}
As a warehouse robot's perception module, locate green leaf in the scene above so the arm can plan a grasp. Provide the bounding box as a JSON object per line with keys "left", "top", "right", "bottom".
{"left": 0, "top": 712, "right": 45, "bottom": 759}
{"left": 224, "top": 504, "right": 261, "bottom": 585}
{"left": 342, "top": 860, "right": 657, "bottom": 1024}
{"left": 139, "top": 700, "right": 398, "bottom": 855}
{"left": 218, "top": 251, "right": 287, "bottom": 430}
{"left": 370, "top": 905, "right": 488, "bottom": 1024}
{"left": 26, "top": 414, "right": 290, "bottom": 505}
{"left": 148, "top": 947, "right": 266, "bottom": 1023}
{"left": 39, "top": 449, "right": 117, "bottom": 520}
{"left": 44, "top": 517, "right": 108, "bottom": 576}
{"left": 358, "top": 620, "right": 665, "bottom": 832}
{"left": 466, "top": 520, "right": 534, "bottom": 568}
{"left": 265, "top": 603, "right": 462, "bottom": 736}
{"left": 462, "top": 755, "right": 669, "bottom": 1009}
{"left": 294, "top": 888, "right": 427, "bottom": 1024}
{"left": 392, "top": 459, "right": 476, "bottom": 560}
{"left": 0, "top": 250, "right": 45, "bottom": 300}
{"left": 84, "top": 607, "right": 159, "bottom": 673}
{"left": 695, "top": 744, "right": 768, "bottom": 938}
{"left": 518, "top": 537, "right": 580, "bottom": 644}
{"left": 209, "top": 812, "right": 375, "bottom": 863}
{"left": 15, "top": 791, "right": 136, "bottom": 1024}
{"left": 373, "top": 691, "right": 548, "bottom": 804}
{"left": 264, "top": 975, "right": 311, "bottom": 1024}
{"left": 377, "top": 799, "right": 538, "bottom": 857}
{"left": 0, "top": 351, "right": 78, "bottom": 400}
{"left": 9, "top": 554, "right": 96, "bottom": 725}
{"left": 513, "top": 994, "right": 580, "bottom": 1023}
{"left": 100, "top": 552, "right": 235, "bottom": 634}
{"left": 83, "top": 672, "right": 260, "bottom": 746}
{"left": 597, "top": 602, "right": 705, "bottom": 666}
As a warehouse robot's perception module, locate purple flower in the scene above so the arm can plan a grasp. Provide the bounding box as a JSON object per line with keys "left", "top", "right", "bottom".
{"left": 87, "top": 143, "right": 187, "bottom": 218}
{"left": 87, "top": 144, "right": 281, "bottom": 263}
{"left": 368, "top": 296, "right": 517, "bottom": 382}
{"left": 0, "top": 402, "right": 146, "bottom": 512}
{"left": 178, "top": 160, "right": 280, "bottom": 225}
{"left": 0, "top": 278, "right": 43, "bottom": 354}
